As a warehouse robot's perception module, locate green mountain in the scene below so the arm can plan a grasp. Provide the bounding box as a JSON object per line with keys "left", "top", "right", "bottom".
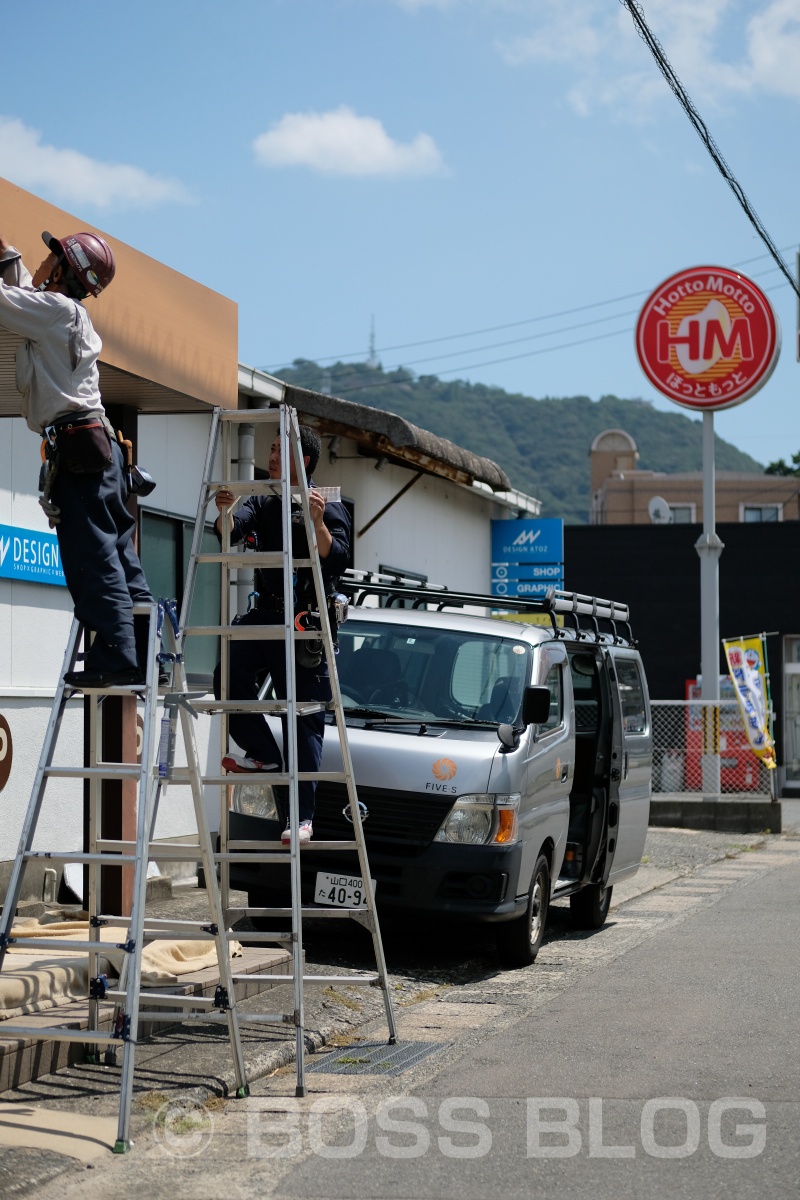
{"left": 275, "top": 360, "right": 765, "bottom": 524}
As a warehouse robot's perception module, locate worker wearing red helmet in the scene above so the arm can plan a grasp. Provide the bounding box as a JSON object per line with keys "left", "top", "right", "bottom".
{"left": 0, "top": 229, "right": 153, "bottom": 689}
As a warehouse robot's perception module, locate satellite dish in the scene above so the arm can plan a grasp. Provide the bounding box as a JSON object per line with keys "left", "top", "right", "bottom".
{"left": 648, "top": 496, "right": 672, "bottom": 525}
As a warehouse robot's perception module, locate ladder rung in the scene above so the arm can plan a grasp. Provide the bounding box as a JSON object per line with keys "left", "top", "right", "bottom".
{"left": 5, "top": 938, "right": 133, "bottom": 954}
{"left": 218, "top": 409, "right": 282, "bottom": 423}
{"left": 231, "top": 973, "right": 380, "bottom": 986}
{"left": 186, "top": 700, "right": 326, "bottom": 714}
{"left": 44, "top": 765, "right": 142, "bottom": 779}
{"left": 215, "top": 852, "right": 289, "bottom": 864}
{"left": 200, "top": 771, "right": 348, "bottom": 786}
{"left": 196, "top": 553, "right": 311, "bottom": 568}
{"left": 136, "top": 1010, "right": 234, "bottom": 1024}
{"left": 63, "top": 684, "right": 149, "bottom": 696}
{"left": 182, "top": 627, "right": 323, "bottom": 641}
{"left": 225, "top": 930, "right": 292, "bottom": 942}
{"left": 206, "top": 479, "right": 283, "bottom": 496}
{"left": 0, "top": 1027, "right": 125, "bottom": 1045}
{"left": 106, "top": 991, "right": 217, "bottom": 1010}
{"left": 185, "top": 1010, "right": 295, "bottom": 1025}
{"left": 97, "top": 840, "right": 202, "bottom": 861}
{"left": 24, "top": 851, "right": 138, "bottom": 865}
{"left": 226, "top": 839, "right": 358, "bottom": 851}
{"left": 231, "top": 907, "right": 371, "bottom": 920}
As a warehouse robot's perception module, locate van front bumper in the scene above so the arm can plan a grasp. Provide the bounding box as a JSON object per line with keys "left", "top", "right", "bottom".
{"left": 228, "top": 811, "right": 528, "bottom": 922}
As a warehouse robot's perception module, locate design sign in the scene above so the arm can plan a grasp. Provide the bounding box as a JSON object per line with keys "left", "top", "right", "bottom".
{"left": 635, "top": 266, "right": 780, "bottom": 412}
{"left": 491, "top": 519, "right": 564, "bottom": 598}
{"left": 0, "top": 522, "right": 66, "bottom": 587}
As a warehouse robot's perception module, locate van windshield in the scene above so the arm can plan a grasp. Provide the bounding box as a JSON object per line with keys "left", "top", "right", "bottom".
{"left": 336, "top": 618, "right": 532, "bottom": 724}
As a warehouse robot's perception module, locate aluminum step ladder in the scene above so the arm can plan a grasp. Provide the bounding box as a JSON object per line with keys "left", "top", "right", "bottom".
{"left": 0, "top": 602, "right": 249, "bottom": 1153}
{"left": 179, "top": 400, "right": 397, "bottom": 1096}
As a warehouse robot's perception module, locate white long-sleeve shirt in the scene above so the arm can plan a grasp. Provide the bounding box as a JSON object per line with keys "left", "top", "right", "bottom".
{"left": 0, "top": 246, "right": 104, "bottom": 434}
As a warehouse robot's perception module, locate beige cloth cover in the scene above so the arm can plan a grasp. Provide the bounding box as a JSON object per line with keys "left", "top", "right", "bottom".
{"left": 0, "top": 917, "right": 241, "bottom": 1022}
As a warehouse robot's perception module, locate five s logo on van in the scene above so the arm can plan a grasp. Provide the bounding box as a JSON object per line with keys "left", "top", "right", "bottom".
{"left": 427, "top": 758, "right": 458, "bottom": 793}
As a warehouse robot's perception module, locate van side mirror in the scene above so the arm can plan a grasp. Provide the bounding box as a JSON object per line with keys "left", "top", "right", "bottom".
{"left": 522, "top": 685, "right": 551, "bottom": 727}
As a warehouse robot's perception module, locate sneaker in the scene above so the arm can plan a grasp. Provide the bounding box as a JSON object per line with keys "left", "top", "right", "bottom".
{"left": 221, "top": 753, "right": 279, "bottom": 774}
{"left": 281, "top": 820, "right": 313, "bottom": 846}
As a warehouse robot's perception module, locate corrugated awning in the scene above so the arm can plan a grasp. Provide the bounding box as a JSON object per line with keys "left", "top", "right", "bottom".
{"left": 238, "top": 368, "right": 511, "bottom": 492}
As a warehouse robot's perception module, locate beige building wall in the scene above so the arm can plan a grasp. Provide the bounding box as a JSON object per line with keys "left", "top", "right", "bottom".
{"left": 590, "top": 430, "right": 800, "bottom": 525}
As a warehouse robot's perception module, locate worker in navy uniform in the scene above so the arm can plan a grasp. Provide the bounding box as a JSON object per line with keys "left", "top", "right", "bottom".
{"left": 0, "top": 230, "right": 153, "bottom": 689}
{"left": 213, "top": 426, "right": 350, "bottom": 844}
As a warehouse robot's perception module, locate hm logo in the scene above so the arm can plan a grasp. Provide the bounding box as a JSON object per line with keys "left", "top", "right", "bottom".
{"left": 512, "top": 529, "right": 541, "bottom": 547}
{"left": 0, "top": 536, "right": 9, "bottom": 567}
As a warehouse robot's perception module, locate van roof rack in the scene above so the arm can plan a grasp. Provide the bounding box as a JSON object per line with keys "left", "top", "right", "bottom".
{"left": 340, "top": 570, "right": 635, "bottom": 645}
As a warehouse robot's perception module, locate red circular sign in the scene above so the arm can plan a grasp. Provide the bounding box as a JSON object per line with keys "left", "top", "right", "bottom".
{"left": 636, "top": 265, "right": 780, "bottom": 411}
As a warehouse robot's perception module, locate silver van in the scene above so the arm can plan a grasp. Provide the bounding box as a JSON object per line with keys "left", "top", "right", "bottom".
{"left": 228, "top": 583, "right": 652, "bottom": 967}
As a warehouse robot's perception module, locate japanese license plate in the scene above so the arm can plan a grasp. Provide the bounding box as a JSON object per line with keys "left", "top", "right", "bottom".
{"left": 314, "top": 871, "right": 373, "bottom": 908}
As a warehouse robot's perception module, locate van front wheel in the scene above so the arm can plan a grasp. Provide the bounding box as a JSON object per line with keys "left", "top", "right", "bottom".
{"left": 496, "top": 854, "right": 551, "bottom": 968}
{"left": 569, "top": 882, "right": 612, "bottom": 930}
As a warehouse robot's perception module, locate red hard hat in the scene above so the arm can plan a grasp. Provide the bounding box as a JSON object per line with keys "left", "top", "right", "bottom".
{"left": 42, "top": 230, "right": 116, "bottom": 297}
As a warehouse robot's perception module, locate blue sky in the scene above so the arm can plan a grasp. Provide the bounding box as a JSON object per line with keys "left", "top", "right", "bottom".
{"left": 3, "top": 0, "right": 799, "bottom": 468}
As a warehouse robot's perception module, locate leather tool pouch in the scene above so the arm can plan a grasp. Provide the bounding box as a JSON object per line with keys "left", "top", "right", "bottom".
{"left": 57, "top": 419, "right": 113, "bottom": 474}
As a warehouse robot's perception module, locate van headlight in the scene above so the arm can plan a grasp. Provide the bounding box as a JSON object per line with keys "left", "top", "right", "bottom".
{"left": 434, "top": 794, "right": 520, "bottom": 846}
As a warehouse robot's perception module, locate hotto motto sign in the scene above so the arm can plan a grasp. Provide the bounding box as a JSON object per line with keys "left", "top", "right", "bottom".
{"left": 636, "top": 265, "right": 780, "bottom": 411}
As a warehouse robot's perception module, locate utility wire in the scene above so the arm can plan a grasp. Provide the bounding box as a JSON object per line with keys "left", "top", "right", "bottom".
{"left": 263, "top": 245, "right": 796, "bottom": 375}
{"left": 621, "top": 0, "right": 800, "bottom": 303}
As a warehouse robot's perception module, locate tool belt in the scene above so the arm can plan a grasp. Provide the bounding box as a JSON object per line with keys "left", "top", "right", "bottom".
{"left": 44, "top": 411, "right": 114, "bottom": 475}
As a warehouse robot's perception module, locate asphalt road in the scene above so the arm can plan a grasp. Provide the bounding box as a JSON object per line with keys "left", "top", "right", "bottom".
{"left": 2, "top": 823, "right": 798, "bottom": 1199}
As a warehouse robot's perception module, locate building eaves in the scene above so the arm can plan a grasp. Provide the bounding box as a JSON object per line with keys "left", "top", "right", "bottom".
{"left": 238, "top": 364, "right": 512, "bottom": 492}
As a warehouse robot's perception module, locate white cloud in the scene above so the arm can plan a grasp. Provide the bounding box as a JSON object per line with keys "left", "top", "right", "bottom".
{"left": 747, "top": 0, "right": 800, "bottom": 97}
{"left": 492, "top": 0, "right": 800, "bottom": 117}
{"left": 253, "top": 106, "right": 446, "bottom": 177}
{"left": 0, "top": 116, "right": 192, "bottom": 209}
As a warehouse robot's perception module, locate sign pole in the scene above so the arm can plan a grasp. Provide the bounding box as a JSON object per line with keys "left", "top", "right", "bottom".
{"left": 695, "top": 412, "right": 723, "bottom": 797}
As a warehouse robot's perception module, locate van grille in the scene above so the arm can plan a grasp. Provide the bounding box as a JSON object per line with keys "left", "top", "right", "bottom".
{"left": 312, "top": 783, "right": 453, "bottom": 847}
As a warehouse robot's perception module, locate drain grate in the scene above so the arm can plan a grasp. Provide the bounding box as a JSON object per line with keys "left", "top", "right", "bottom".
{"left": 306, "top": 1040, "right": 444, "bottom": 1076}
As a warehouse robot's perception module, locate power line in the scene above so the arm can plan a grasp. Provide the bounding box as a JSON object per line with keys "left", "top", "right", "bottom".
{"left": 620, "top": 0, "right": 800, "bottom": 303}
{"left": 263, "top": 246, "right": 796, "bottom": 375}
{"left": 288, "top": 278, "right": 793, "bottom": 395}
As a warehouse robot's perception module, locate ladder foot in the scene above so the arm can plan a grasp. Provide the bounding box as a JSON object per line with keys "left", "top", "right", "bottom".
{"left": 84, "top": 1052, "right": 101, "bottom": 1065}
{"left": 113, "top": 1139, "right": 132, "bottom": 1154}
{"left": 235, "top": 1085, "right": 250, "bottom": 1099}
{"left": 295, "top": 1085, "right": 307, "bottom": 1098}
{"left": 388, "top": 1036, "right": 398, "bottom": 1045}
{"left": 104, "top": 1048, "right": 118, "bottom": 1067}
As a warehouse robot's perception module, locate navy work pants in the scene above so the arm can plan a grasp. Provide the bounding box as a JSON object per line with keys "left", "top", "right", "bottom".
{"left": 213, "top": 608, "right": 331, "bottom": 823}
{"left": 51, "top": 440, "right": 153, "bottom": 673}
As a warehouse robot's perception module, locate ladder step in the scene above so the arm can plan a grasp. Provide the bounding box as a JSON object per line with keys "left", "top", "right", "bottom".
{"left": 231, "top": 906, "right": 371, "bottom": 920}
{"left": 195, "top": 552, "right": 311, "bottom": 568}
{"left": 63, "top": 683, "right": 149, "bottom": 696}
{"left": 182, "top": 700, "right": 327, "bottom": 716}
{"left": 207, "top": 479, "right": 283, "bottom": 496}
{"left": 97, "top": 840, "right": 202, "bottom": 861}
{"left": 182, "top": 626, "right": 323, "bottom": 641}
{"left": 24, "top": 851, "right": 138, "bottom": 865}
{"left": 200, "top": 771, "right": 348, "bottom": 786}
{"left": 5, "top": 938, "right": 133, "bottom": 954}
{"left": 0, "top": 1027, "right": 125, "bottom": 1045}
{"left": 45, "top": 765, "right": 142, "bottom": 779}
{"left": 231, "top": 973, "right": 380, "bottom": 986}
{"left": 225, "top": 930, "right": 292, "bottom": 942}
{"left": 227, "top": 839, "right": 358, "bottom": 851}
{"left": 106, "top": 991, "right": 217, "bottom": 1010}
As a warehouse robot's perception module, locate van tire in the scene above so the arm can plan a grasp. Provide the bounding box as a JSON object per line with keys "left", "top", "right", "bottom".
{"left": 569, "top": 882, "right": 612, "bottom": 930}
{"left": 496, "top": 854, "right": 551, "bottom": 968}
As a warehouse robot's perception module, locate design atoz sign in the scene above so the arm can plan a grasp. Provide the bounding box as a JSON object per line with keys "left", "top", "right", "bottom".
{"left": 636, "top": 265, "right": 780, "bottom": 411}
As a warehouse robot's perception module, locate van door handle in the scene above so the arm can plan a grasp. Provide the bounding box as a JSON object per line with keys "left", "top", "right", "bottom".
{"left": 561, "top": 765, "right": 569, "bottom": 782}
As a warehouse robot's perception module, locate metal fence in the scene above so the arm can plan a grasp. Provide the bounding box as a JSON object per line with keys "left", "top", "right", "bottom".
{"left": 651, "top": 700, "right": 773, "bottom": 797}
